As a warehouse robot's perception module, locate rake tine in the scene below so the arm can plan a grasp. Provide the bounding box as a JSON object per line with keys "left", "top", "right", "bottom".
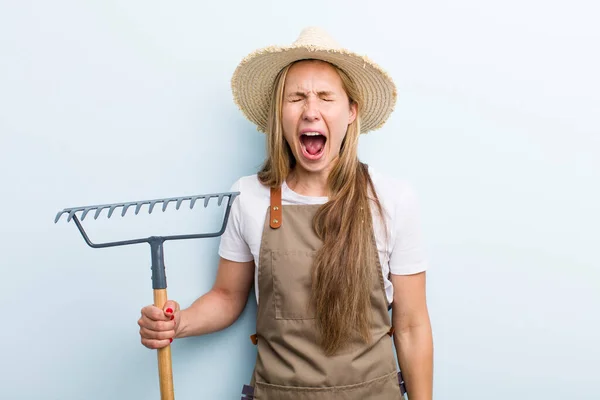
{"left": 94, "top": 205, "right": 110, "bottom": 220}
{"left": 203, "top": 196, "right": 211, "bottom": 208}
{"left": 67, "top": 208, "right": 82, "bottom": 222}
{"left": 149, "top": 200, "right": 161, "bottom": 214}
{"left": 59, "top": 209, "right": 72, "bottom": 223}
{"left": 190, "top": 197, "right": 199, "bottom": 209}
{"left": 135, "top": 201, "right": 150, "bottom": 215}
{"left": 162, "top": 199, "right": 176, "bottom": 212}
{"left": 81, "top": 207, "right": 94, "bottom": 221}
{"left": 122, "top": 203, "right": 137, "bottom": 217}
{"left": 217, "top": 194, "right": 225, "bottom": 206}
{"left": 175, "top": 198, "right": 188, "bottom": 210}
{"left": 108, "top": 205, "right": 120, "bottom": 218}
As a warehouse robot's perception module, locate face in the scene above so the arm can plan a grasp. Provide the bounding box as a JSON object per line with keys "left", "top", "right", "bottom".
{"left": 281, "top": 60, "right": 357, "bottom": 175}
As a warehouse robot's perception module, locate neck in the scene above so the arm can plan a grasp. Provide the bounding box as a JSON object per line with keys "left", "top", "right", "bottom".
{"left": 286, "top": 167, "right": 330, "bottom": 197}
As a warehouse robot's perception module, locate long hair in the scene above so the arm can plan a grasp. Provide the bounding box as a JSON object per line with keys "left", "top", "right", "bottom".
{"left": 257, "top": 60, "right": 385, "bottom": 355}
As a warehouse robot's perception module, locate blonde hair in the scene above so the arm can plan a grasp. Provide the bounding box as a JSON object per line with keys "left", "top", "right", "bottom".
{"left": 258, "top": 60, "right": 384, "bottom": 355}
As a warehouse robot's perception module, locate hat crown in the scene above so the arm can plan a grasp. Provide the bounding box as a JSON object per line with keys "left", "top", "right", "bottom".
{"left": 292, "top": 27, "right": 341, "bottom": 49}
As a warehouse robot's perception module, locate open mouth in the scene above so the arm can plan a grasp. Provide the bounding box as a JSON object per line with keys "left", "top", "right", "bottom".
{"left": 299, "top": 132, "right": 327, "bottom": 159}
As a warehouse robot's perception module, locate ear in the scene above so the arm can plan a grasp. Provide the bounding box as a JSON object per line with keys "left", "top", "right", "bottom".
{"left": 348, "top": 101, "right": 358, "bottom": 125}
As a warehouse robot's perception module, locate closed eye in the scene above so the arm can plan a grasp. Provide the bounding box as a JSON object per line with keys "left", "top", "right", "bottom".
{"left": 287, "top": 95, "right": 304, "bottom": 102}
{"left": 318, "top": 91, "right": 336, "bottom": 102}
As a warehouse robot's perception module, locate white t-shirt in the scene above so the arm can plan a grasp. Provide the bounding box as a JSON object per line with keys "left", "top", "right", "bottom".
{"left": 218, "top": 167, "right": 429, "bottom": 304}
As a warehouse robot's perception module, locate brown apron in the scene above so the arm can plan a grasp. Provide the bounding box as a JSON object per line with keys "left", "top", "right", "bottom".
{"left": 241, "top": 187, "right": 406, "bottom": 399}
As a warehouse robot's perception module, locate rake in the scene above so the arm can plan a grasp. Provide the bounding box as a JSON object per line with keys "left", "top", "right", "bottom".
{"left": 55, "top": 191, "right": 240, "bottom": 400}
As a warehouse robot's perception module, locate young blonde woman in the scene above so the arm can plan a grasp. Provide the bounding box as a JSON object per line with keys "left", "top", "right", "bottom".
{"left": 138, "top": 27, "right": 434, "bottom": 400}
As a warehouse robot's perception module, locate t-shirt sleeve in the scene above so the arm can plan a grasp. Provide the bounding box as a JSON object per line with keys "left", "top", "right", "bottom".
{"left": 217, "top": 179, "right": 254, "bottom": 263}
{"left": 388, "top": 183, "right": 429, "bottom": 275}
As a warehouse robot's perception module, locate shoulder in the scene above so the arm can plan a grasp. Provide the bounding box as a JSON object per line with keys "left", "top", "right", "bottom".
{"left": 227, "top": 174, "right": 271, "bottom": 216}
{"left": 228, "top": 174, "right": 269, "bottom": 198}
{"left": 367, "top": 166, "right": 420, "bottom": 212}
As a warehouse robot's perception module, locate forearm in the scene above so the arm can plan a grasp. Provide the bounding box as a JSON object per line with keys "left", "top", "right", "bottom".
{"left": 394, "top": 324, "right": 434, "bottom": 400}
{"left": 176, "top": 288, "right": 247, "bottom": 338}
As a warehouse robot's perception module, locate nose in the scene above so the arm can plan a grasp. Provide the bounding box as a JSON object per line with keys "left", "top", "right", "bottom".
{"left": 302, "top": 97, "right": 320, "bottom": 122}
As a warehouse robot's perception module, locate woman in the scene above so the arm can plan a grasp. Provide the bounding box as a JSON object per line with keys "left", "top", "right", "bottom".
{"left": 138, "top": 27, "right": 433, "bottom": 399}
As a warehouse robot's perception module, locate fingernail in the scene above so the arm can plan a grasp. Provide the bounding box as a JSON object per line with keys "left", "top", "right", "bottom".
{"left": 169, "top": 338, "right": 173, "bottom": 343}
{"left": 166, "top": 308, "right": 173, "bottom": 314}
{"left": 170, "top": 315, "right": 175, "bottom": 320}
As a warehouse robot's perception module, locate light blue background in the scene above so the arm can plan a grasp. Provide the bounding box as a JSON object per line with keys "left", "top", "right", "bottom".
{"left": 1, "top": 1, "right": 598, "bottom": 399}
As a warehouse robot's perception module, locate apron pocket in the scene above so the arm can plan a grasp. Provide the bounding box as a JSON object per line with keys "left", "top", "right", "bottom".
{"left": 271, "top": 250, "right": 316, "bottom": 320}
{"left": 254, "top": 371, "right": 402, "bottom": 400}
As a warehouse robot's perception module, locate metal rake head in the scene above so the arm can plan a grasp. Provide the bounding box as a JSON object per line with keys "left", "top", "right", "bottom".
{"left": 54, "top": 192, "right": 238, "bottom": 223}
{"left": 54, "top": 191, "right": 240, "bottom": 249}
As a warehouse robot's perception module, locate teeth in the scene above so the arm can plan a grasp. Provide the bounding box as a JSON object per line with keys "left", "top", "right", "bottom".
{"left": 303, "top": 132, "right": 322, "bottom": 136}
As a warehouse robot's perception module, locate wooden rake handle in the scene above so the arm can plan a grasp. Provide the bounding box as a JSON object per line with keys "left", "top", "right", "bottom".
{"left": 154, "top": 288, "right": 175, "bottom": 400}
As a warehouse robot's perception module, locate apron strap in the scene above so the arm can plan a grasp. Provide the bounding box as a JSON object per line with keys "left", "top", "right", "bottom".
{"left": 270, "top": 186, "right": 282, "bottom": 229}
{"left": 249, "top": 187, "right": 282, "bottom": 346}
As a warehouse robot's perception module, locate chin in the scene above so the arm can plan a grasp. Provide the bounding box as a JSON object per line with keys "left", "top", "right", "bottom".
{"left": 295, "top": 154, "right": 331, "bottom": 174}
{"left": 299, "top": 163, "right": 328, "bottom": 174}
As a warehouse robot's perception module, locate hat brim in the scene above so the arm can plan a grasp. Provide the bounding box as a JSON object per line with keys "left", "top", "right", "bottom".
{"left": 231, "top": 45, "right": 397, "bottom": 134}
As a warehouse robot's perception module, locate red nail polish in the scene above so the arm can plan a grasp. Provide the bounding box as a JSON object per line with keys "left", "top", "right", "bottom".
{"left": 169, "top": 338, "right": 173, "bottom": 343}
{"left": 171, "top": 315, "right": 174, "bottom": 320}
{"left": 166, "top": 308, "right": 173, "bottom": 314}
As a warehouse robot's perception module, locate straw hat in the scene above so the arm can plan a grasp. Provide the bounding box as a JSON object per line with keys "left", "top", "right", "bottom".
{"left": 231, "top": 27, "right": 397, "bottom": 134}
